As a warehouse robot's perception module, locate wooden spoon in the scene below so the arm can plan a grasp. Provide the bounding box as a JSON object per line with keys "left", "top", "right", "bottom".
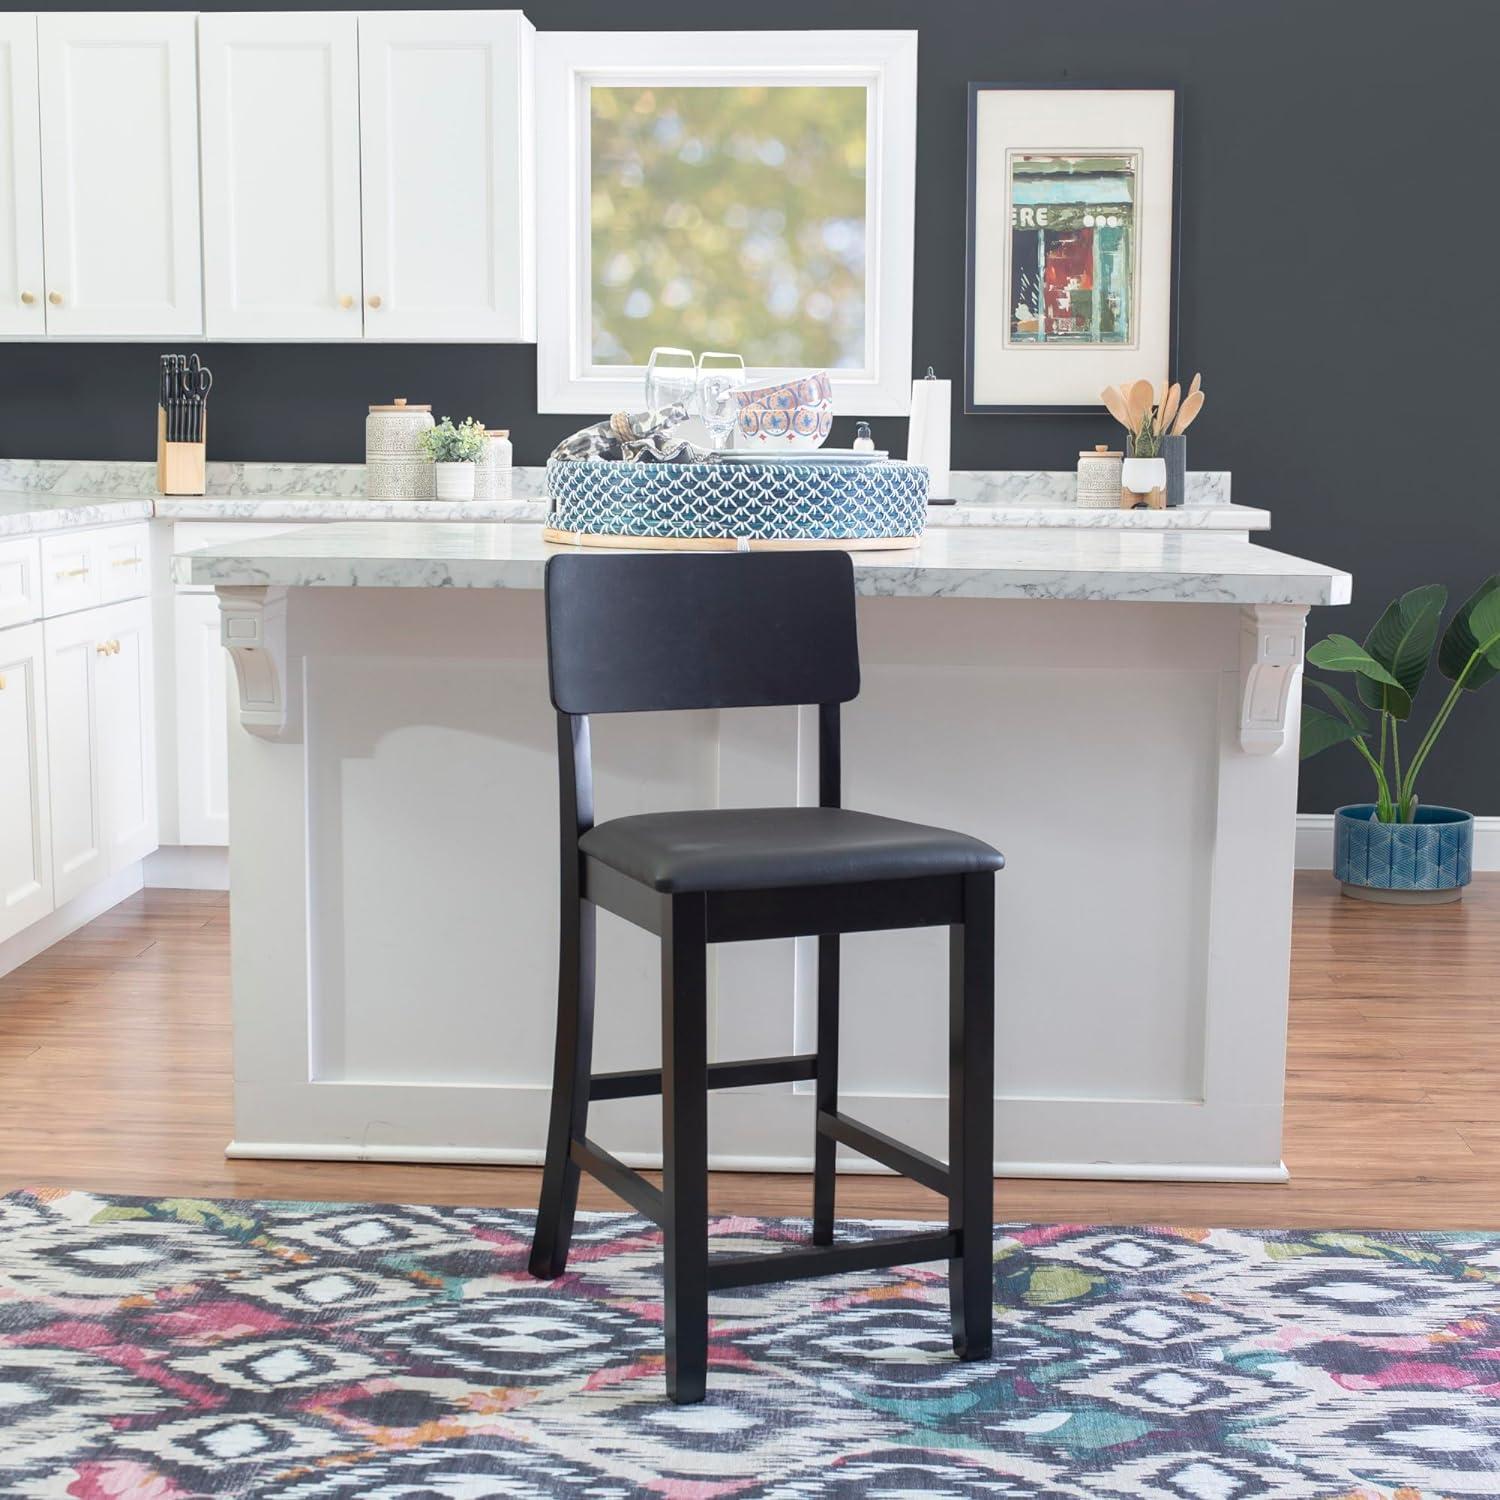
{"left": 1100, "top": 385, "right": 1133, "bottom": 430}
{"left": 1187, "top": 371, "right": 1202, "bottom": 400}
{"left": 1127, "top": 379, "right": 1154, "bottom": 428}
{"left": 1159, "top": 382, "right": 1182, "bottom": 433}
{"left": 1172, "top": 388, "right": 1205, "bottom": 435}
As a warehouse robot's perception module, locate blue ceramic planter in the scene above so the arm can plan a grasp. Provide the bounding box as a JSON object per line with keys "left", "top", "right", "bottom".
{"left": 1334, "top": 804, "right": 1474, "bottom": 903}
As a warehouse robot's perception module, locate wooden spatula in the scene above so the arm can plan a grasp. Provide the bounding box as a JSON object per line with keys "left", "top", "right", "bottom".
{"left": 1187, "top": 371, "right": 1202, "bottom": 400}
{"left": 1160, "top": 382, "right": 1182, "bottom": 433}
{"left": 1172, "top": 388, "right": 1204, "bottom": 435}
{"left": 1100, "top": 386, "right": 1133, "bottom": 430}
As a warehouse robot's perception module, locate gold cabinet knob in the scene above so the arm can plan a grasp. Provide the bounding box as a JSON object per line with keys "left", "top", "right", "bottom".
{"left": 367, "top": 294, "right": 382, "bottom": 309}
{"left": 339, "top": 293, "right": 354, "bottom": 309}
{"left": 0, "top": 673, "right": 7, "bottom": 690}
{"left": 20, "top": 291, "right": 34, "bottom": 305}
{"left": 48, "top": 290, "right": 62, "bottom": 306}
{"left": 96, "top": 641, "right": 111, "bottom": 655}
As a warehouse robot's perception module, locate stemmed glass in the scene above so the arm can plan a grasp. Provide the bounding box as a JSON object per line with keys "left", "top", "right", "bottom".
{"left": 696, "top": 350, "right": 746, "bottom": 451}
{"left": 644, "top": 347, "right": 698, "bottom": 418}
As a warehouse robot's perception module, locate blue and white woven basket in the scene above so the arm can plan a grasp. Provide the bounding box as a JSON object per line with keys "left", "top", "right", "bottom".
{"left": 544, "top": 459, "right": 928, "bottom": 549}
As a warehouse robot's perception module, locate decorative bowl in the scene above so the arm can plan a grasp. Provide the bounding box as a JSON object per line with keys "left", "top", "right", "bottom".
{"left": 733, "top": 371, "right": 833, "bottom": 452}
{"left": 545, "top": 457, "right": 928, "bottom": 549}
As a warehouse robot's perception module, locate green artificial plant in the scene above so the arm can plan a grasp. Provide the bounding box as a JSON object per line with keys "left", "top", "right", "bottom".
{"left": 419, "top": 417, "right": 489, "bottom": 464}
{"left": 1300, "top": 574, "right": 1500, "bottom": 822}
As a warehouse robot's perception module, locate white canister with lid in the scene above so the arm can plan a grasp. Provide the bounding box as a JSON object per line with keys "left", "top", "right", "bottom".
{"left": 1076, "top": 444, "right": 1124, "bottom": 508}
{"left": 475, "top": 428, "right": 513, "bottom": 501}
{"left": 366, "top": 398, "right": 435, "bottom": 500}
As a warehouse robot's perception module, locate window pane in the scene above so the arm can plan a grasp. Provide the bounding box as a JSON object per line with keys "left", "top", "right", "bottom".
{"left": 589, "top": 85, "right": 867, "bottom": 369}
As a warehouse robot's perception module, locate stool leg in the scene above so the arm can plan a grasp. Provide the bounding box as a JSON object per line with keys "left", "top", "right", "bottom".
{"left": 949, "top": 871, "right": 994, "bottom": 1360}
{"left": 529, "top": 896, "right": 597, "bottom": 1279}
{"left": 661, "top": 892, "right": 709, "bottom": 1403}
{"left": 812, "top": 933, "right": 839, "bottom": 1245}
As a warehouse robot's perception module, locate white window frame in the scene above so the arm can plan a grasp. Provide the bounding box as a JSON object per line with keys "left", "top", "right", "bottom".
{"left": 535, "top": 30, "right": 917, "bottom": 416}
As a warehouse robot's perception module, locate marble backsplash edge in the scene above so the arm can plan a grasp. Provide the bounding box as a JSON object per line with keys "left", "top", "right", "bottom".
{"left": 0, "top": 458, "right": 1230, "bottom": 507}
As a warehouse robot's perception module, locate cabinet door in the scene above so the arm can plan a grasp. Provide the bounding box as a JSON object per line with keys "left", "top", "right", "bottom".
{"left": 37, "top": 13, "right": 202, "bottom": 336}
{"left": 96, "top": 598, "right": 157, "bottom": 872}
{"left": 200, "top": 12, "right": 363, "bottom": 339}
{"left": 174, "top": 590, "right": 230, "bottom": 846}
{"left": 43, "top": 607, "right": 106, "bottom": 904}
{"left": 0, "top": 623, "right": 53, "bottom": 943}
{"left": 0, "top": 16, "right": 45, "bottom": 337}
{"left": 358, "top": 10, "right": 534, "bottom": 341}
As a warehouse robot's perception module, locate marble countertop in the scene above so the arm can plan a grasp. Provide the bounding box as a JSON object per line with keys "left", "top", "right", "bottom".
{"left": 0, "top": 460, "right": 1267, "bottom": 539}
{"left": 0, "top": 492, "right": 154, "bottom": 537}
{"left": 173, "top": 520, "right": 1350, "bottom": 607}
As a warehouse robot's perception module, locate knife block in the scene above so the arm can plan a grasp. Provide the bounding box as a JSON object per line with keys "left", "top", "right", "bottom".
{"left": 157, "top": 406, "right": 206, "bottom": 495}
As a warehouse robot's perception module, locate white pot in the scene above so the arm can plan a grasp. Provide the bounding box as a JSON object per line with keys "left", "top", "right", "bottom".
{"left": 1121, "top": 456, "right": 1167, "bottom": 495}
{"left": 433, "top": 462, "right": 475, "bottom": 501}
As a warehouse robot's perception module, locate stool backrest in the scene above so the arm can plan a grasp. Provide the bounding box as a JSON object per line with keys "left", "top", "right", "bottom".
{"left": 544, "top": 551, "right": 860, "bottom": 714}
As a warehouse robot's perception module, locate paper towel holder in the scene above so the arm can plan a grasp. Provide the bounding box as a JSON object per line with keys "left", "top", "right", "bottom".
{"left": 909, "top": 366, "right": 954, "bottom": 505}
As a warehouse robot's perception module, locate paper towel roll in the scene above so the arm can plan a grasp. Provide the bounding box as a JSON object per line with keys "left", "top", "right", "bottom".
{"left": 907, "top": 370, "right": 951, "bottom": 500}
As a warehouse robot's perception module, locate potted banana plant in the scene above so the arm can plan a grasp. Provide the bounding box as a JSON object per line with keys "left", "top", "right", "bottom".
{"left": 1300, "top": 574, "right": 1500, "bottom": 902}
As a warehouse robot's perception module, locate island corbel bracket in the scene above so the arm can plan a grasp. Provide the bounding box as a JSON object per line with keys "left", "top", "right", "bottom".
{"left": 1239, "top": 603, "right": 1307, "bottom": 755}
{"left": 217, "top": 585, "right": 299, "bottom": 741}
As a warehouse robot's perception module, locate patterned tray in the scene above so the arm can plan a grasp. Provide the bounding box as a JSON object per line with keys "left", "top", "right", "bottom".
{"left": 545, "top": 458, "right": 928, "bottom": 550}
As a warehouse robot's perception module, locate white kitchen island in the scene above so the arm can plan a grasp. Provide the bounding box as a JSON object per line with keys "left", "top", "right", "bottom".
{"left": 174, "top": 521, "right": 1349, "bottom": 1183}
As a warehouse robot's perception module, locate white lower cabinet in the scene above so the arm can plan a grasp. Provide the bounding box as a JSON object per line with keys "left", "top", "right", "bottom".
{"left": 174, "top": 590, "right": 230, "bottom": 845}
{"left": 98, "top": 598, "right": 158, "bottom": 871}
{"left": 44, "top": 597, "right": 157, "bottom": 906}
{"left": 0, "top": 621, "right": 53, "bottom": 943}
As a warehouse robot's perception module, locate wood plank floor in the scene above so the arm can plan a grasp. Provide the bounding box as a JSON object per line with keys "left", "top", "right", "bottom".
{"left": 1, "top": 873, "right": 1496, "bottom": 1228}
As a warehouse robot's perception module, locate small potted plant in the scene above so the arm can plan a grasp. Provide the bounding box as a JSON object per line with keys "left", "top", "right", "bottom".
{"left": 1301, "top": 574, "right": 1500, "bottom": 902}
{"left": 419, "top": 416, "right": 489, "bottom": 500}
{"left": 1100, "top": 375, "right": 1205, "bottom": 507}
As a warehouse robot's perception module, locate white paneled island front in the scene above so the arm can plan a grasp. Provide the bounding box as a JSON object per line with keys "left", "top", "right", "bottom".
{"left": 175, "top": 521, "right": 1349, "bottom": 1183}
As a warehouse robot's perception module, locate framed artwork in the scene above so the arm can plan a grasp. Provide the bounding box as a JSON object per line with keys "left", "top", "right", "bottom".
{"left": 964, "top": 84, "right": 1180, "bottom": 415}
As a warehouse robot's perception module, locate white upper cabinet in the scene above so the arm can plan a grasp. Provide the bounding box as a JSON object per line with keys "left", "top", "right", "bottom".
{"left": 0, "top": 17, "right": 45, "bottom": 337}
{"left": 199, "top": 12, "right": 363, "bottom": 339}
{"left": 36, "top": 12, "right": 202, "bottom": 336}
{"left": 358, "top": 10, "right": 534, "bottom": 341}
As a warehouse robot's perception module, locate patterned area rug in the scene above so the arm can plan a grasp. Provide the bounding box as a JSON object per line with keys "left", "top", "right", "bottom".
{"left": 0, "top": 1191, "right": 1497, "bottom": 1498}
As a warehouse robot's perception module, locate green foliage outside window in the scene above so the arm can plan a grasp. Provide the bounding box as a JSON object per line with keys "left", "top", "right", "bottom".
{"left": 589, "top": 85, "right": 867, "bottom": 369}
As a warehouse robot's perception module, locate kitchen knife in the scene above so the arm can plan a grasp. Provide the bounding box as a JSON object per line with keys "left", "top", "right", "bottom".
{"left": 197, "top": 363, "right": 212, "bottom": 443}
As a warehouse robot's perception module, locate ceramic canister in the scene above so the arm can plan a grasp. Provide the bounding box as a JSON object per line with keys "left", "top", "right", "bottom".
{"left": 474, "top": 429, "right": 513, "bottom": 501}
{"left": 366, "top": 398, "right": 435, "bottom": 500}
{"left": 1076, "top": 445, "right": 1123, "bottom": 508}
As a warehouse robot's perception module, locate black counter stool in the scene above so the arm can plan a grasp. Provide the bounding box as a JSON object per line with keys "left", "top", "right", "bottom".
{"left": 528, "top": 550, "right": 1003, "bottom": 1403}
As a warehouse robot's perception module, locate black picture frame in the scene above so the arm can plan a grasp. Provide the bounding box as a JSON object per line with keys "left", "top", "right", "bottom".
{"left": 963, "top": 82, "right": 1182, "bottom": 416}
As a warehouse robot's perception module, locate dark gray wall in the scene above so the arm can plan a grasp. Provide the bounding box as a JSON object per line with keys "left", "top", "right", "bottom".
{"left": 5, "top": 1, "right": 1497, "bottom": 812}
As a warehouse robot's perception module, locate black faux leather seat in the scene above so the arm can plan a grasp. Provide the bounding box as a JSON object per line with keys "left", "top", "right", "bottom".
{"left": 580, "top": 806, "right": 1004, "bottom": 893}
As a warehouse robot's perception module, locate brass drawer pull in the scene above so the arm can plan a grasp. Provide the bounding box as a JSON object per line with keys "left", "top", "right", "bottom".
{"left": 95, "top": 639, "right": 120, "bottom": 656}
{"left": 111, "top": 555, "right": 142, "bottom": 567}
{"left": 56, "top": 566, "right": 90, "bottom": 579}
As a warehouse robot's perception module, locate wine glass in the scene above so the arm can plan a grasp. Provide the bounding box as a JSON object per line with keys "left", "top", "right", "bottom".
{"left": 696, "top": 350, "right": 746, "bottom": 451}
{"left": 644, "top": 347, "right": 698, "bottom": 420}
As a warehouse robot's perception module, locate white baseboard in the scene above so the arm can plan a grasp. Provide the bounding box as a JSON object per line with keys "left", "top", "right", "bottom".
{"left": 0, "top": 865, "right": 145, "bottom": 980}
{"left": 1296, "top": 813, "right": 1500, "bottom": 871}
{"left": 226, "top": 1140, "right": 1290, "bottom": 1184}
{"left": 145, "top": 845, "right": 229, "bottom": 890}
